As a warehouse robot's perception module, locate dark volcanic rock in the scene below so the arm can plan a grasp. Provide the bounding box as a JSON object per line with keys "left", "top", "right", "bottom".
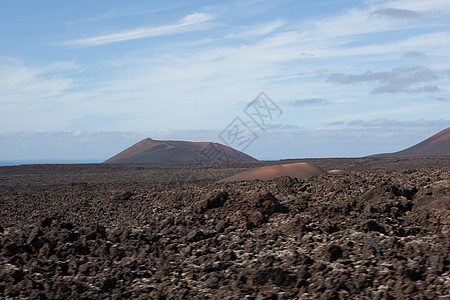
{"left": 249, "top": 267, "right": 297, "bottom": 287}
{"left": 195, "top": 190, "right": 229, "bottom": 213}
{"left": 328, "top": 245, "right": 343, "bottom": 262}
{"left": 0, "top": 161, "right": 448, "bottom": 299}
{"left": 250, "top": 192, "right": 288, "bottom": 216}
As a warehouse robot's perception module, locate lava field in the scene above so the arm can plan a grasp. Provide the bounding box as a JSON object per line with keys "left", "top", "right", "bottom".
{"left": 0, "top": 157, "right": 449, "bottom": 299}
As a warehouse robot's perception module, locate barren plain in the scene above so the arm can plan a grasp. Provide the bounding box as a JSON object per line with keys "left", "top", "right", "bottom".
{"left": 0, "top": 157, "right": 449, "bottom": 299}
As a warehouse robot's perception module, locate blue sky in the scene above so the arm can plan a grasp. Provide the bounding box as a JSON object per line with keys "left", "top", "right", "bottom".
{"left": 0, "top": 0, "right": 449, "bottom": 162}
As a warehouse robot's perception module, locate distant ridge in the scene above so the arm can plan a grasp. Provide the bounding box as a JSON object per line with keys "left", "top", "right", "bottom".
{"left": 104, "top": 138, "right": 257, "bottom": 163}
{"left": 370, "top": 127, "right": 450, "bottom": 157}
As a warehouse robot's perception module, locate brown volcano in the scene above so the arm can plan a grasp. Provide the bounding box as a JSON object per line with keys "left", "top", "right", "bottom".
{"left": 219, "top": 162, "right": 326, "bottom": 182}
{"left": 371, "top": 127, "right": 450, "bottom": 157}
{"left": 103, "top": 138, "right": 257, "bottom": 163}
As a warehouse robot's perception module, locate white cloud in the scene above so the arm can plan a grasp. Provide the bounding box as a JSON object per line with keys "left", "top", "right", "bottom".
{"left": 0, "top": 60, "right": 73, "bottom": 102}
{"left": 182, "top": 12, "right": 213, "bottom": 24}
{"left": 320, "top": 101, "right": 450, "bottom": 127}
{"left": 64, "top": 12, "right": 214, "bottom": 47}
{"left": 371, "top": 8, "right": 422, "bottom": 19}
{"left": 288, "top": 98, "right": 329, "bottom": 106}
{"left": 220, "top": 19, "right": 285, "bottom": 40}
{"left": 347, "top": 118, "right": 450, "bottom": 128}
{"left": 305, "top": 7, "right": 401, "bottom": 41}
{"left": 402, "top": 51, "right": 426, "bottom": 58}
{"left": 332, "top": 31, "right": 450, "bottom": 58}
{"left": 327, "top": 66, "right": 448, "bottom": 94}
{"left": 385, "top": 0, "right": 450, "bottom": 12}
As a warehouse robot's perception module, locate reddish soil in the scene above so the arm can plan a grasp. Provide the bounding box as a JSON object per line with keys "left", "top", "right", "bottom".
{"left": 0, "top": 156, "right": 449, "bottom": 299}
{"left": 219, "top": 162, "right": 326, "bottom": 182}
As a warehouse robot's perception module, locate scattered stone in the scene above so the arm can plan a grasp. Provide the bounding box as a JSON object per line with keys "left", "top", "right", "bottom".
{"left": 186, "top": 229, "right": 205, "bottom": 242}
{"left": 115, "top": 191, "right": 133, "bottom": 201}
{"left": 328, "top": 245, "right": 343, "bottom": 262}
{"left": 101, "top": 278, "right": 117, "bottom": 291}
{"left": 195, "top": 191, "right": 229, "bottom": 213}
{"left": 363, "top": 220, "right": 385, "bottom": 233}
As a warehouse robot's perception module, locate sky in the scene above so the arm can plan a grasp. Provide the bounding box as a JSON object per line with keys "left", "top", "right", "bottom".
{"left": 1, "top": 0, "right": 449, "bottom": 163}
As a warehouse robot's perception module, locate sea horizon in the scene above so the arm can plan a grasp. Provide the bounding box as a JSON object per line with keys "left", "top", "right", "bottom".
{"left": 0, "top": 159, "right": 104, "bottom": 167}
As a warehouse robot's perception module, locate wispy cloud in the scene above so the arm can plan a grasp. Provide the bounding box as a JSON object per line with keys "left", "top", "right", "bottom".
{"left": 433, "top": 96, "right": 449, "bottom": 102}
{"left": 64, "top": 12, "right": 214, "bottom": 47}
{"left": 65, "top": 3, "right": 192, "bottom": 25}
{"left": 288, "top": 98, "right": 329, "bottom": 106}
{"left": 371, "top": 8, "right": 422, "bottom": 19}
{"left": 221, "top": 19, "right": 285, "bottom": 40}
{"left": 327, "top": 66, "right": 448, "bottom": 94}
{"left": 347, "top": 118, "right": 450, "bottom": 128}
{"left": 0, "top": 59, "right": 74, "bottom": 101}
{"left": 328, "top": 121, "right": 345, "bottom": 126}
{"left": 402, "top": 51, "right": 426, "bottom": 58}
{"left": 64, "top": 10, "right": 116, "bottom": 25}
{"left": 386, "top": 0, "right": 450, "bottom": 12}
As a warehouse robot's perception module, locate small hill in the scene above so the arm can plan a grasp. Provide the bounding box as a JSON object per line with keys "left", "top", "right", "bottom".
{"left": 218, "top": 162, "right": 325, "bottom": 182}
{"left": 104, "top": 138, "right": 257, "bottom": 163}
{"left": 370, "top": 127, "right": 450, "bottom": 157}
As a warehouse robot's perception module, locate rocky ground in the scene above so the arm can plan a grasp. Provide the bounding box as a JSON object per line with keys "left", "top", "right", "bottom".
{"left": 0, "top": 157, "right": 449, "bottom": 299}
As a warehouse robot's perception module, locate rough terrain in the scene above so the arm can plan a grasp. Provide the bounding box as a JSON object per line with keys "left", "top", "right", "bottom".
{"left": 0, "top": 157, "right": 449, "bottom": 299}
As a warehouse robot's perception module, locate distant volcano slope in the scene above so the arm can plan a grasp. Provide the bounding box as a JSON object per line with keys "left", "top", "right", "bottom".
{"left": 370, "top": 127, "right": 450, "bottom": 157}
{"left": 103, "top": 138, "right": 257, "bottom": 163}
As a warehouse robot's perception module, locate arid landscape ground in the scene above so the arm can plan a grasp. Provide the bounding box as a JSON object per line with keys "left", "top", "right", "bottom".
{"left": 1, "top": 156, "right": 449, "bottom": 299}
